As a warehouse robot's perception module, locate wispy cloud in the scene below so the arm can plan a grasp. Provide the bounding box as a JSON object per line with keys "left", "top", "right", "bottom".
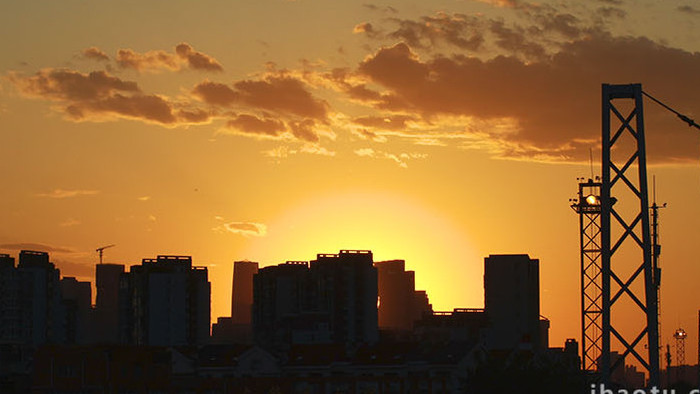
{"left": 0, "top": 243, "right": 76, "bottom": 254}
{"left": 82, "top": 47, "right": 110, "bottom": 62}
{"left": 354, "top": 148, "right": 427, "bottom": 168}
{"left": 59, "top": 218, "right": 81, "bottom": 227}
{"left": 263, "top": 144, "right": 336, "bottom": 159}
{"left": 114, "top": 42, "right": 223, "bottom": 73}
{"left": 213, "top": 218, "right": 267, "bottom": 237}
{"left": 36, "top": 189, "right": 100, "bottom": 198}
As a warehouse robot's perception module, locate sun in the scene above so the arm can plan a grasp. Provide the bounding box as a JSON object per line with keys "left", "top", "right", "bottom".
{"left": 242, "top": 190, "right": 485, "bottom": 311}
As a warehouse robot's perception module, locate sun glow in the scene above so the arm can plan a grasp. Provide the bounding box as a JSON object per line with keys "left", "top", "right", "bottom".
{"left": 242, "top": 190, "right": 485, "bottom": 311}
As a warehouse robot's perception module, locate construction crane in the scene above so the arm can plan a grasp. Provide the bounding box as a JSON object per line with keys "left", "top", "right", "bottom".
{"left": 96, "top": 244, "right": 116, "bottom": 264}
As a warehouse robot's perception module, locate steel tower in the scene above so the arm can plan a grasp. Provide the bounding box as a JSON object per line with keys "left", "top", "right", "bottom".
{"left": 601, "top": 83, "right": 660, "bottom": 386}
{"left": 571, "top": 178, "right": 603, "bottom": 373}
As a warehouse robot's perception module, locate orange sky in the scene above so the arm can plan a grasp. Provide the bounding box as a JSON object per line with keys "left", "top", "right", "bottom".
{"left": 1, "top": 0, "right": 700, "bottom": 360}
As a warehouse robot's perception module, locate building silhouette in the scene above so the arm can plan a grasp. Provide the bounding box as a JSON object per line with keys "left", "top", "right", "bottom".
{"left": 59, "top": 277, "right": 91, "bottom": 345}
{"left": 375, "top": 259, "right": 432, "bottom": 332}
{"left": 0, "top": 254, "right": 20, "bottom": 345}
{"left": 253, "top": 250, "right": 378, "bottom": 352}
{"left": 16, "top": 251, "right": 66, "bottom": 346}
{"left": 484, "top": 254, "right": 542, "bottom": 350}
{"left": 118, "top": 255, "right": 210, "bottom": 346}
{"left": 211, "top": 260, "right": 259, "bottom": 344}
{"left": 232, "top": 261, "right": 258, "bottom": 325}
{"left": 94, "top": 263, "right": 124, "bottom": 343}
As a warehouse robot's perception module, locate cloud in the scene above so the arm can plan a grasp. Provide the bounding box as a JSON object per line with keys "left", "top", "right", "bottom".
{"left": 116, "top": 48, "right": 180, "bottom": 72}
{"left": 8, "top": 69, "right": 211, "bottom": 126}
{"left": 65, "top": 93, "right": 179, "bottom": 124}
{"left": 116, "top": 43, "right": 223, "bottom": 73}
{"left": 36, "top": 189, "right": 99, "bottom": 198}
{"left": 175, "top": 43, "right": 224, "bottom": 72}
{"left": 213, "top": 220, "right": 267, "bottom": 237}
{"left": 354, "top": 147, "right": 426, "bottom": 168}
{"left": 353, "top": 22, "right": 380, "bottom": 38}
{"left": 9, "top": 69, "right": 139, "bottom": 101}
{"left": 473, "top": 0, "right": 519, "bottom": 7}
{"left": 678, "top": 5, "right": 700, "bottom": 15}
{"left": 387, "top": 12, "right": 486, "bottom": 51}
{"left": 192, "top": 74, "right": 329, "bottom": 143}
{"left": 264, "top": 144, "right": 335, "bottom": 159}
{"left": 192, "top": 75, "right": 330, "bottom": 119}
{"left": 350, "top": 36, "right": 700, "bottom": 163}
{"left": 233, "top": 76, "right": 329, "bottom": 119}
{"left": 0, "top": 243, "right": 76, "bottom": 254}
{"left": 289, "top": 119, "right": 321, "bottom": 143}
{"left": 137, "top": 196, "right": 151, "bottom": 201}
{"left": 596, "top": 7, "right": 627, "bottom": 19}
{"left": 226, "top": 114, "right": 287, "bottom": 138}
{"left": 82, "top": 47, "right": 110, "bottom": 62}
{"left": 60, "top": 218, "right": 81, "bottom": 227}
{"left": 192, "top": 81, "right": 239, "bottom": 106}
{"left": 352, "top": 115, "right": 418, "bottom": 131}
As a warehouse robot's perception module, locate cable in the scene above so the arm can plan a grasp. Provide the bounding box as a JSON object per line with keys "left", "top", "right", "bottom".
{"left": 642, "top": 90, "right": 700, "bottom": 130}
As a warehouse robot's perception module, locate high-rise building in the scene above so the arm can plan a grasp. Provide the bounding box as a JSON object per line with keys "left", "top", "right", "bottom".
{"left": 253, "top": 261, "right": 312, "bottom": 349}
{"left": 13, "top": 250, "right": 66, "bottom": 346}
{"left": 484, "top": 254, "right": 541, "bottom": 350}
{"left": 309, "top": 250, "right": 379, "bottom": 346}
{"left": 60, "top": 277, "right": 92, "bottom": 344}
{"left": 0, "top": 254, "right": 20, "bottom": 343}
{"left": 375, "top": 260, "right": 432, "bottom": 331}
{"left": 253, "top": 250, "right": 379, "bottom": 351}
{"left": 118, "top": 255, "right": 210, "bottom": 346}
{"left": 95, "top": 263, "right": 124, "bottom": 343}
{"left": 231, "top": 261, "right": 258, "bottom": 325}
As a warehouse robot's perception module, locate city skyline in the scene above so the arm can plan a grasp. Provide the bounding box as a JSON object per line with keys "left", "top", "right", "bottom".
{"left": 2, "top": 0, "right": 700, "bottom": 361}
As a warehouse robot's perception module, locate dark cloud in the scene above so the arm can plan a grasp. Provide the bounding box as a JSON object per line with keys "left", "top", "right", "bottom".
{"left": 175, "top": 43, "right": 224, "bottom": 72}
{"left": 234, "top": 76, "right": 329, "bottom": 119}
{"left": 8, "top": 69, "right": 210, "bottom": 126}
{"left": 289, "top": 119, "right": 321, "bottom": 143}
{"left": 66, "top": 93, "right": 178, "bottom": 124}
{"left": 678, "top": 5, "right": 700, "bottom": 15}
{"left": 353, "top": 36, "right": 700, "bottom": 162}
{"left": 353, "top": 22, "right": 380, "bottom": 38}
{"left": 489, "top": 20, "right": 547, "bottom": 60}
{"left": 192, "top": 81, "right": 239, "bottom": 106}
{"left": 193, "top": 76, "right": 328, "bottom": 120}
{"left": 382, "top": 12, "right": 485, "bottom": 51}
{"left": 82, "top": 47, "right": 110, "bottom": 62}
{"left": 9, "top": 69, "right": 139, "bottom": 101}
{"left": 596, "top": 7, "right": 627, "bottom": 19}
{"left": 226, "top": 114, "right": 286, "bottom": 137}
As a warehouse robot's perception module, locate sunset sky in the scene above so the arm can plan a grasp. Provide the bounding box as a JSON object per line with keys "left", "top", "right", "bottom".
{"left": 2, "top": 0, "right": 700, "bottom": 357}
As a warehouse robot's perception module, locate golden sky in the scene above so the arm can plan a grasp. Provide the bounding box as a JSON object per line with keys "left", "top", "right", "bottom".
{"left": 2, "top": 0, "right": 700, "bottom": 356}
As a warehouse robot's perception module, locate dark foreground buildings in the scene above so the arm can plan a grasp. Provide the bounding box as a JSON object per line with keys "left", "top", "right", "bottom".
{"left": 118, "top": 255, "right": 211, "bottom": 346}
{"left": 1, "top": 249, "right": 586, "bottom": 393}
{"left": 252, "top": 250, "right": 379, "bottom": 351}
